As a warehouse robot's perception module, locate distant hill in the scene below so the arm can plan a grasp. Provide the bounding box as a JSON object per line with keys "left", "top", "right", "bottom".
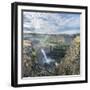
{"left": 23, "top": 33, "right": 80, "bottom": 45}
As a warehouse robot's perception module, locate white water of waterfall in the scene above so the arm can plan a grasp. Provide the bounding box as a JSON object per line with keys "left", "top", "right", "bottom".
{"left": 41, "top": 49, "right": 48, "bottom": 61}
{"left": 41, "top": 48, "right": 53, "bottom": 64}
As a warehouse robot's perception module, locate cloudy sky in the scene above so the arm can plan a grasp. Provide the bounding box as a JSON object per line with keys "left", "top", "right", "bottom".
{"left": 23, "top": 11, "right": 80, "bottom": 34}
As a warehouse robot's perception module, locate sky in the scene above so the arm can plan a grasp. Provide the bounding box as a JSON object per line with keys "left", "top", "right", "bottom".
{"left": 23, "top": 11, "right": 80, "bottom": 34}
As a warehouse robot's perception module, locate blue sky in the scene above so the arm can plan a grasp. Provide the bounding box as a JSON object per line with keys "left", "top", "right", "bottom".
{"left": 23, "top": 11, "right": 80, "bottom": 34}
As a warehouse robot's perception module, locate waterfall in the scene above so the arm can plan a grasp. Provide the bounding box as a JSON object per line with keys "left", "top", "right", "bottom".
{"left": 41, "top": 49, "right": 48, "bottom": 61}
{"left": 41, "top": 48, "right": 54, "bottom": 64}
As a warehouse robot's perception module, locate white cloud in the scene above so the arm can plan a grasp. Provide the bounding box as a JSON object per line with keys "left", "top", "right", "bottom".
{"left": 23, "top": 12, "right": 80, "bottom": 34}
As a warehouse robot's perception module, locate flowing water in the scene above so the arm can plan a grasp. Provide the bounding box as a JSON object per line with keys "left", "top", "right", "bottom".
{"left": 41, "top": 48, "right": 54, "bottom": 64}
